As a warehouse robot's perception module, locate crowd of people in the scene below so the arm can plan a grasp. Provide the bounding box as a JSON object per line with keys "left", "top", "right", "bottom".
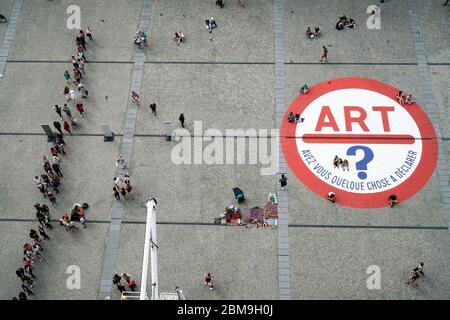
{"left": 13, "top": 26, "right": 95, "bottom": 300}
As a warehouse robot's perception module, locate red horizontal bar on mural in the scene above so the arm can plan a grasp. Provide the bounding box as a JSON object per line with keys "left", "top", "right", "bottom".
{"left": 302, "top": 134, "right": 416, "bottom": 144}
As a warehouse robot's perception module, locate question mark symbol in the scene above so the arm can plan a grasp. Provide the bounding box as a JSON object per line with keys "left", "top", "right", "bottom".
{"left": 346, "top": 146, "right": 374, "bottom": 180}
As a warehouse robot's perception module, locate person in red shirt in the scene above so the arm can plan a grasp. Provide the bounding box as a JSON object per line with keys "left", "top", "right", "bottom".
{"left": 63, "top": 121, "right": 72, "bottom": 135}
{"left": 76, "top": 102, "right": 84, "bottom": 118}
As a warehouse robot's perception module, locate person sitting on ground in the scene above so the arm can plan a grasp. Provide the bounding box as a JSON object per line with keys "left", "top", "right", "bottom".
{"left": 345, "top": 18, "right": 356, "bottom": 28}
{"left": 205, "top": 17, "right": 217, "bottom": 33}
{"left": 405, "top": 94, "right": 415, "bottom": 105}
{"left": 174, "top": 31, "right": 185, "bottom": 44}
{"left": 313, "top": 27, "right": 321, "bottom": 38}
{"left": 388, "top": 194, "right": 398, "bottom": 208}
{"left": 305, "top": 27, "right": 314, "bottom": 39}
{"left": 396, "top": 90, "right": 405, "bottom": 105}
{"left": 342, "top": 159, "right": 349, "bottom": 171}
{"left": 299, "top": 83, "right": 309, "bottom": 95}
{"left": 333, "top": 155, "right": 340, "bottom": 168}
{"left": 131, "top": 91, "right": 140, "bottom": 104}
{"left": 295, "top": 114, "right": 305, "bottom": 123}
{"left": 327, "top": 192, "right": 336, "bottom": 203}
{"left": 287, "top": 112, "right": 296, "bottom": 123}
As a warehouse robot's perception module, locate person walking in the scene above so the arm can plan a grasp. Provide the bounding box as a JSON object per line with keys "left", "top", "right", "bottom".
{"left": 52, "top": 162, "right": 63, "bottom": 178}
{"left": 37, "top": 182, "right": 47, "bottom": 198}
{"left": 53, "top": 105, "right": 63, "bottom": 120}
{"left": 62, "top": 104, "right": 72, "bottom": 118}
{"left": 53, "top": 154, "right": 61, "bottom": 165}
{"left": 413, "top": 262, "right": 424, "bottom": 276}
{"left": 204, "top": 272, "right": 214, "bottom": 290}
{"left": 50, "top": 176, "right": 60, "bottom": 194}
{"left": 121, "top": 273, "right": 137, "bottom": 291}
{"left": 131, "top": 91, "right": 140, "bottom": 105}
{"left": 78, "top": 83, "right": 88, "bottom": 98}
{"left": 23, "top": 257, "right": 36, "bottom": 279}
{"left": 47, "top": 191, "right": 56, "bottom": 205}
{"left": 149, "top": 103, "right": 157, "bottom": 115}
{"left": 120, "top": 187, "right": 128, "bottom": 200}
{"left": 16, "top": 268, "right": 30, "bottom": 283}
{"left": 216, "top": 0, "right": 224, "bottom": 8}
{"left": 113, "top": 187, "right": 120, "bottom": 200}
{"left": 38, "top": 225, "right": 50, "bottom": 240}
{"left": 53, "top": 121, "right": 63, "bottom": 136}
{"left": 279, "top": 174, "right": 287, "bottom": 190}
{"left": 406, "top": 271, "right": 420, "bottom": 286}
{"left": 29, "top": 229, "right": 40, "bottom": 242}
{"left": 76, "top": 102, "right": 85, "bottom": 118}
{"left": 86, "top": 26, "right": 93, "bottom": 40}
{"left": 64, "top": 70, "right": 71, "bottom": 83}
{"left": 319, "top": 46, "right": 328, "bottom": 62}
{"left": 63, "top": 121, "right": 72, "bottom": 135}
{"left": 21, "top": 283, "right": 34, "bottom": 296}
{"left": 179, "top": 113, "right": 185, "bottom": 128}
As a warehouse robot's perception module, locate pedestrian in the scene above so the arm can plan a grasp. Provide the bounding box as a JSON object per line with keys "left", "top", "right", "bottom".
{"left": 50, "top": 147, "right": 58, "bottom": 158}
{"left": 53, "top": 154, "right": 61, "bottom": 165}
{"left": 319, "top": 46, "right": 328, "bottom": 62}
{"left": 279, "top": 174, "right": 287, "bottom": 190}
{"left": 179, "top": 113, "right": 185, "bottom": 128}
{"left": 50, "top": 176, "right": 60, "bottom": 194}
{"left": 115, "top": 155, "right": 126, "bottom": 168}
{"left": 16, "top": 268, "right": 29, "bottom": 283}
{"left": 204, "top": 272, "right": 214, "bottom": 290}
{"left": 71, "top": 55, "right": 79, "bottom": 68}
{"left": 64, "top": 70, "right": 71, "bottom": 83}
{"left": 396, "top": 91, "right": 405, "bottom": 106}
{"left": 63, "top": 104, "right": 72, "bottom": 118}
{"left": 327, "top": 191, "right": 336, "bottom": 203}
{"left": 113, "top": 187, "right": 120, "bottom": 200}
{"left": 77, "top": 47, "right": 87, "bottom": 62}
{"left": 29, "top": 229, "right": 40, "bottom": 242}
{"left": 77, "top": 59, "right": 85, "bottom": 75}
{"left": 53, "top": 121, "right": 63, "bottom": 135}
{"left": 121, "top": 273, "right": 137, "bottom": 291}
{"left": 69, "top": 89, "right": 77, "bottom": 103}
{"left": 37, "top": 183, "right": 47, "bottom": 198}
{"left": 85, "top": 26, "right": 93, "bottom": 40}
{"left": 388, "top": 194, "right": 398, "bottom": 208}
{"left": 47, "top": 191, "right": 56, "bottom": 205}
{"left": 125, "top": 183, "right": 132, "bottom": 196}
{"left": 131, "top": 91, "right": 140, "bottom": 105}
{"left": 23, "top": 257, "right": 36, "bottom": 279}
{"left": 53, "top": 105, "right": 63, "bottom": 120}
{"left": 120, "top": 187, "right": 128, "bottom": 200}
{"left": 77, "top": 34, "right": 86, "bottom": 50}
{"left": 149, "top": 103, "right": 157, "bottom": 115}
{"left": 123, "top": 173, "right": 131, "bottom": 186}
{"left": 76, "top": 102, "right": 85, "bottom": 118}
{"left": 216, "top": 0, "right": 224, "bottom": 8}
{"left": 238, "top": 0, "right": 244, "bottom": 6}
{"left": 406, "top": 271, "right": 420, "bottom": 286}
{"left": 79, "top": 214, "right": 87, "bottom": 228}
{"left": 43, "top": 161, "right": 52, "bottom": 173}
{"left": 74, "top": 72, "right": 81, "bottom": 84}
{"left": 21, "top": 283, "right": 34, "bottom": 296}
{"left": 52, "top": 162, "right": 63, "bottom": 178}
{"left": 38, "top": 225, "right": 50, "bottom": 240}
{"left": 32, "top": 243, "right": 43, "bottom": 261}
{"left": 78, "top": 83, "right": 88, "bottom": 98}
{"left": 66, "top": 221, "right": 79, "bottom": 232}
{"left": 18, "top": 292, "right": 27, "bottom": 300}
{"left": 63, "top": 121, "right": 72, "bottom": 135}
{"left": 205, "top": 17, "right": 217, "bottom": 33}
{"left": 413, "top": 262, "right": 425, "bottom": 276}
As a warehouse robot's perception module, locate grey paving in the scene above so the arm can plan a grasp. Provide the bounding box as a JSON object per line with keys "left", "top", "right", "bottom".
{"left": 407, "top": 0, "right": 450, "bottom": 230}
{"left": 1, "top": 0, "right": 450, "bottom": 301}
{"left": 0, "top": 0, "right": 22, "bottom": 78}
{"left": 97, "top": 0, "right": 152, "bottom": 300}
{"left": 274, "top": 0, "right": 290, "bottom": 300}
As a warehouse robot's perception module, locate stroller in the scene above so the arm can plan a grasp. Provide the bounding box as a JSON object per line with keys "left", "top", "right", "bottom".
{"left": 232, "top": 187, "right": 245, "bottom": 203}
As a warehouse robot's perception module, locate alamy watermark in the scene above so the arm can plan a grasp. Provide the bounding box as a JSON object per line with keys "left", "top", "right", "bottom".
{"left": 366, "top": 5, "right": 381, "bottom": 30}
{"left": 66, "top": 5, "right": 81, "bottom": 30}
{"left": 66, "top": 265, "right": 81, "bottom": 290}
{"left": 170, "top": 121, "right": 279, "bottom": 176}
{"left": 366, "top": 265, "right": 381, "bottom": 289}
